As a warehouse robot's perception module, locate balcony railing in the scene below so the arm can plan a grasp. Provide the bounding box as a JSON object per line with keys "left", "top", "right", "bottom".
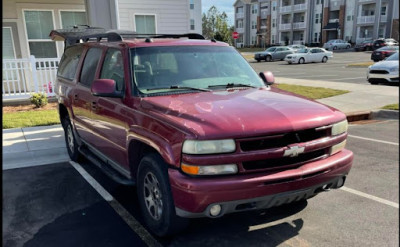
{"left": 236, "top": 27, "right": 244, "bottom": 33}
{"left": 380, "top": 15, "right": 387, "bottom": 22}
{"left": 260, "top": 25, "right": 267, "bottom": 29}
{"left": 357, "top": 15, "right": 375, "bottom": 24}
{"left": 329, "top": 18, "right": 339, "bottom": 23}
{"left": 280, "top": 6, "right": 292, "bottom": 13}
{"left": 236, "top": 12, "right": 244, "bottom": 19}
{"left": 359, "top": 0, "right": 374, "bottom": 2}
{"left": 279, "top": 23, "right": 292, "bottom": 30}
{"left": 293, "top": 3, "right": 307, "bottom": 11}
{"left": 293, "top": 22, "right": 306, "bottom": 29}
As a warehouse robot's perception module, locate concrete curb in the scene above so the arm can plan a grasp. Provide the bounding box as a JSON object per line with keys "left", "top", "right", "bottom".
{"left": 370, "top": 109, "right": 399, "bottom": 120}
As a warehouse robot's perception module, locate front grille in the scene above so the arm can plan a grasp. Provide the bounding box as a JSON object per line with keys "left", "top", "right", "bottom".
{"left": 370, "top": 70, "right": 389, "bottom": 74}
{"left": 242, "top": 148, "right": 328, "bottom": 171}
{"left": 240, "top": 128, "right": 330, "bottom": 151}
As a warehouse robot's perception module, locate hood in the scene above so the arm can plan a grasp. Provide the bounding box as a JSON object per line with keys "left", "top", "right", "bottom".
{"left": 370, "top": 60, "right": 398, "bottom": 69}
{"left": 140, "top": 88, "right": 345, "bottom": 139}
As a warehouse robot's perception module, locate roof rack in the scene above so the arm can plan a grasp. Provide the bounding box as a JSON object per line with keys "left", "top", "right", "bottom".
{"left": 49, "top": 26, "right": 205, "bottom": 48}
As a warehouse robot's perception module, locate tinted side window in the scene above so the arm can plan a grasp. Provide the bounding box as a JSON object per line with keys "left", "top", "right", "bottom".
{"left": 80, "top": 48, "right": 102, "bottom": 87}
{"left": 100, "top": 49, "right": 124, "bottom": 91}
{"left": 57, "top": 45, "right": 84, "bottom": 80}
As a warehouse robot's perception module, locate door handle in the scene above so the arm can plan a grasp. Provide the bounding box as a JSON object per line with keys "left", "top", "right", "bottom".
{"left": 91, "top": 102, "right": 97, "bottom": 110}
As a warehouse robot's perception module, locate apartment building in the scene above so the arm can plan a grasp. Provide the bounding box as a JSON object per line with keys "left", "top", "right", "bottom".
{"left": 233, "top": 0, "right": 399, "bottom": 48}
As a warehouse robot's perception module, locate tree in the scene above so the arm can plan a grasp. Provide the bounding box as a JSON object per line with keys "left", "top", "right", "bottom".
{"left": 202, "top": 6, "right": 233, "bottom": 45}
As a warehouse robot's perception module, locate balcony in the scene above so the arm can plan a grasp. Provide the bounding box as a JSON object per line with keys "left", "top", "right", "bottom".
{"left": 357, "top": 16, "right": 375, "bottom": 24}
{"left": 236, "top": 27, "right": 244, "bottom": 33}
{"left": 279, "top": 23, "right": 292, "bottom": 30}
{"left": 280, "top": 6, "right": 292, "bottom": 13}
{"left": 380, "top": 15, "right": 387, "bottom": 22}
{"left": 236, "top": 12, "right": 244, "bottom": 19}
{"left": 260, "top": 25, "right": 267, "bottom": 29}
{"left": 293, "top": 3, "right": 307, "bottom": 11}
{"left": 329, "top": 19, "right": 339, "bottom": 23}
{"left": 293, "top": 22, "right": 306, "bottom": 29}
{"left": 261, "top": 10, "right": 268, "bottom": 19}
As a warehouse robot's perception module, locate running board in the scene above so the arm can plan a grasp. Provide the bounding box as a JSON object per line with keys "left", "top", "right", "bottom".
{"left": 78, "top": 145, "right": 135, "bottom": 186}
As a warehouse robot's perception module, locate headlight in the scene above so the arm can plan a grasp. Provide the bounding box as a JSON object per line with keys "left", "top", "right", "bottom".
{"left": 389, "top": 67, "right": 398, "bottom": 72}
{"left": 331, "top": 120, "right": 348, "bottom": 136}
{"left": 181, "top": 163, "right": 238, "bottom": 175}
{"left": 292, "top": 56, "right": 297, "bottom": 58}
{"left": 182, "top": 139, "right": 236, "bottom": 154}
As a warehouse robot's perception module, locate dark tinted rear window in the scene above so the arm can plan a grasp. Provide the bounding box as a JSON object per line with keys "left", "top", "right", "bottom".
{"left": 80, "top": 48, "right": 103, "bottom": 87}
{"left": 57, "top": 45, "right": 84, "bottom": 80}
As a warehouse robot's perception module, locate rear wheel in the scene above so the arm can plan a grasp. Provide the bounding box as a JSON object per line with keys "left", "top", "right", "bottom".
{"left": 333, "top": 46, "right": 337, "bottom": 50}
{"left": 346, "top": 45, "right": 350, "bottom": 49}
{"left": 137, "top": 154, "right": 189, "bottom": 237}
{"left": 256, "top": 59, "right": 260, "bottom": 62}
{"left": 322, "top": 56, "right": 328, "bottom": 63}
{"left": 298, "top": 58, "right": 305, "bottom": 64}
{"left": 266, "top": 55, "right": 272, "bottom": 62}
{"left": 63, "top": 116, "right": 80, "bottom": 161}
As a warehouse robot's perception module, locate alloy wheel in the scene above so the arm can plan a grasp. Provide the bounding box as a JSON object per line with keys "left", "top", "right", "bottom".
{"left": 143, "top": 172, "right": 163, "bottom": 221}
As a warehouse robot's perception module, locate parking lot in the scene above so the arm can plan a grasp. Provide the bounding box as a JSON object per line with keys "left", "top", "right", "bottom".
{"left": 249, "top": 51, "right": 384, "bottom": 85}
{"left": 3, "top": 119, "right": 399, "bottom": 247}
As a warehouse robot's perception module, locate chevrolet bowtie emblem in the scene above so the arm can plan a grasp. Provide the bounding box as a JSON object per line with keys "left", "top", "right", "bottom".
{"left": 283, "top": 146, "right": 305, "bottom": 157}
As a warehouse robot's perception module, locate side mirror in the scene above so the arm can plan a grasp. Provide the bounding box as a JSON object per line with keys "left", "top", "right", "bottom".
{"left": 259, "top": 71, "right": 275, "bottom": 85}
{"left": 91, "top": 79, "right": 123, "bottom": 98}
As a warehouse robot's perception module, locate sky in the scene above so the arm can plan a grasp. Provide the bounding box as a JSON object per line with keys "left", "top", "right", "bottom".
{"left": 202, "top": 0, "right": 236, "bottom": 26}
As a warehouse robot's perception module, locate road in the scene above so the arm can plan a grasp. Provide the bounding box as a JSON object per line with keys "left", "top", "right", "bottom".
{"left": 248, "top": 51, "right": 375, "bottom": 85}
{"left": 3, "top": 120, "right": 399, "bottom": 247}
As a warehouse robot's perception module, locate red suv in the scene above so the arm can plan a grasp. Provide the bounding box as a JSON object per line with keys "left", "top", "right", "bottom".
{"left": 51, "top": 27, "right": 353, "bottom": 237}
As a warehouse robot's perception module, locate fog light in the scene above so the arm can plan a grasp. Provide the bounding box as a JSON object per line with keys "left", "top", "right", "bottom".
{"left": 210, "top": 204, "right": 222, "bottom": 216}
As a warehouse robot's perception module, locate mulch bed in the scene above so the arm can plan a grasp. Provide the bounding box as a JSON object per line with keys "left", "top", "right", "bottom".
{"left": 3, "top": 102, "right": 58, "bottom": 113}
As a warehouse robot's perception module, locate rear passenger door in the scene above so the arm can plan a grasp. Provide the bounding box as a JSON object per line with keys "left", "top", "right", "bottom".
{"left": 72, "top": 47, "right": 103, "bottom": 143}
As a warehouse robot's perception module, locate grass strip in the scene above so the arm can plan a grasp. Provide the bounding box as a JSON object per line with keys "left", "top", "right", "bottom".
{"left": 381, "top": 103, "right": 399, "bottom": 110}
{"left": 275, "top": 84, "right": 350, "bottom": 100}
{"left": 347, "top": 61, "right": 374, "bottom": 68}
{"left": 3, "top": 109, "right": 60, "bottom": 129}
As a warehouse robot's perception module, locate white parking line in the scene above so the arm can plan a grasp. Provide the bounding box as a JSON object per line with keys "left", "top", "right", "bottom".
{"left": 294, "top": 75, "right": 337, "bottom": 78}
{"left": 341, "top": 186, "right": 399, "bottom": 209}
{"left": 70, "top": 161, "right": 161, "bottom": 247}
{"left": 348, "top": 135, "right": 399, "bottom": 146}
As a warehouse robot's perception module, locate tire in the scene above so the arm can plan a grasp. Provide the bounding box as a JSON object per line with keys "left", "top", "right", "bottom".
{"left": 333, "top": 46, "right": 337, "bottom": 50}
{"left": 373, "top": 60, "right": 379, "bottom": 62}
{"left": 256, "top": 59, "right": 260, "bottom": 62}
{"left": 346, "top": 45, "right": 350, "bottom": 49}
{"left": 137, "top": 153, "right": 189, "bottom": 237}
{"left": 298, "top": 58, "right": 305, "bottom": 64}
{"left": 322, "top": 56, "right": 328, "bottom": 63}
{"left": 369, "top": 81, "right": 378, "bottom": 85}
{"left": 266, "top": 55, "right": 272, "bottom": 62}
{"left": 288, "top": 62, "right": 292, "bottom": 64}
{"left": 63, "top": 116, "right": 80, "bottom": 161}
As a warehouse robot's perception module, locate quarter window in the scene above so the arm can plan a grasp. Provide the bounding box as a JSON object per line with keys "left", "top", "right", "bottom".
{"left": 24, "top": 10, "right": 57, "bottom": 58}
{"left": 80, "top": 48, "right": 102, "bottom": 87}
{"left": 58, "top": 45, "right": 84, "bottom": 80}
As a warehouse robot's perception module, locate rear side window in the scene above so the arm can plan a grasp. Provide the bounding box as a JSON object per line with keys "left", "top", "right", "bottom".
{"left": 57, "top": 45, "right": 84, "bottom": 80}
{"left": 80, "top": 47, "right": 102, "bottom": 87}
{"left": 100, "top": 49, "right": 124, "bottom": 91}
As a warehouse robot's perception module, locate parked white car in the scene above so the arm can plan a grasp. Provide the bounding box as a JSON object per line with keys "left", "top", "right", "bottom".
{"left": 323, "top": 39, "right": 351, "bottom": 50}
{"left": 367, "top": 52, "right": 399, "bottom": 85}
{"left": 284, "top": 48, "right": 333, "bottom": 64}
{"left": 287, "top": 44, "right": 307, "bottom": 52}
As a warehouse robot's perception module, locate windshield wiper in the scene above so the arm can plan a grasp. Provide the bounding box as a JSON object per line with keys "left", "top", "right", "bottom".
{"left": 146, "top": 85, "right": 211, "bottom": 92}
{"left": 208, "top": 83, "right": 257, "bottom": 89}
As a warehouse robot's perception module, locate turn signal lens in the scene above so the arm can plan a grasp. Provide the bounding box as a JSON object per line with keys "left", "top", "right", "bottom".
{"left": 181, "top": 163, "right": 238, "bottom": 175}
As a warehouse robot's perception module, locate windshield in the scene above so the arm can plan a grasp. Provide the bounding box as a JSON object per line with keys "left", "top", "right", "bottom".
{"left": 266, "top": 47, "right": 276, "bottom": 52}
{"left": 386, "top": 52, "right": 399, "bottom": 61}
{"left": 298, "top": 48, "right": 309, "bottom": 53}
{"left": 131, "top": 46, "right": 264, "bottom": 94}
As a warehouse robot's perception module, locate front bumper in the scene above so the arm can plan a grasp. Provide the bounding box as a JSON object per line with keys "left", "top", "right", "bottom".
{"left": 284, "top": 57, "right": 298, "bottom": 63}
{"left": 368, "top": 71, "right": 399, "bottom": 83}
{"left": 169, "top": 149, "right": 353, "bottom": 218}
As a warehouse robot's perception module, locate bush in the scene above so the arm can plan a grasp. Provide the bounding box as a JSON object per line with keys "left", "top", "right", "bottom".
{"left": 30, "top": 93, "right": 48, "bottom": 108}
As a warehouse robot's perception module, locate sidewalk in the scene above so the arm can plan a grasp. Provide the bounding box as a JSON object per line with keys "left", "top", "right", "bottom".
{"left": 3, "top": 79, "right": 399, "bottom": 170}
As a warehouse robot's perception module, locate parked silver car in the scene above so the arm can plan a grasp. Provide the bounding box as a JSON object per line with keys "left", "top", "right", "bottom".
{"left": 254, "top": 46, "right": 295, "bottom": 62}
{"left": 323, "top": 39, "right": 351, "bottom": 50}
{"left": 287, "top": 44, "right": 307, "bottom": 53}
{"left": 367, "top": 52, "right": 399, "bottom": 85}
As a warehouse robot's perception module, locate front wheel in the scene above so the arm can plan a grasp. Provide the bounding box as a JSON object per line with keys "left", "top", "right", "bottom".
{"left": 266, "top": 55, "right": 272, "bottom": 62}
{"left": 346, "top": 45, "right": 350, "bottom": 49}
{"left": 137, "top": 154, "right": 189, "bottom": 237}
{"left": 298, "top": 58, "right": 305, "bottom": 64}
{"left": 322, "top": 56, "right": 328, "bottom": 63}
{"left": 333, "top": 46, "right": 337, "bottom": 50}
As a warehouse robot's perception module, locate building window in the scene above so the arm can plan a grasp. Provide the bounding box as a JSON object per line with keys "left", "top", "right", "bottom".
{"left": 3, "top": 27, "right": 16, "bottom": 59}
{"left": 272, "top": 34, "right": 275, "bottom": 44}
{"left": 381, "top": 6, "right": 386, "bottom": 15}
{"left": 272, "top": 19, "right": 276, "bottom": 28}
{"left": 315, "top": 13, "right": 319, "bottom": 24}
{"left": 251, "top": 20, "right": 256, "bottom": 29}
{"left": 60, "top": 11, "right": 86, "bottom": 28}
{"left": 135, "top": 15, "right": 156, "bottom": 34}
{"left": 251, "top": 4, "right": 258, "bottom": 14}
{"left": 236, "top": 7, "right": 243, "bottom": 13}
{"left": 272, "top": 1, "right": 277, "bottom": 11}
{"left": 190, "top": 0, "right": 194, "bottom": 10}
{"left": 314, "top": 32, "right": 318, "bottom": 42}
{"left": 190, "top": 19, "right": 195, "bottom": 30}
{"left": 236, "top": 20, "right": 243, "bottom": 28}
{"left": 24, "top": 10, "right": 57, "bottom": 58}
{"left": 347, "top": 15, "right": 351, "bottom": 21}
